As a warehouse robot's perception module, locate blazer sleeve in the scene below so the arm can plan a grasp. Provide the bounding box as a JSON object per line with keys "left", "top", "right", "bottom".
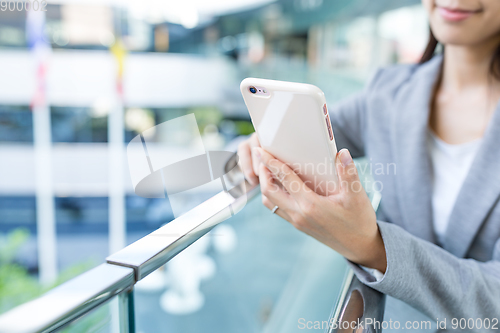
{"left": 350, "top": 221, "right": 500, "bottom": 323}
{"left": 329, "top": 69, "right": 383, "bottom": 159}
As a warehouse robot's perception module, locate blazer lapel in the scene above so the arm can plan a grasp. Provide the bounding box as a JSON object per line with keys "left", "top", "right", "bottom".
{"left": 443, "top": 101, "right": 500, "bottom": 258}
{"left": 391, "top": 56, "right": 442, "bottom": 243}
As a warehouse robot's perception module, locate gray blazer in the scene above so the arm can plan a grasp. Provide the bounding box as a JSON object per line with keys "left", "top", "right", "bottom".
{"left": 330, "top": 55, "right": 500, "bottom": 325}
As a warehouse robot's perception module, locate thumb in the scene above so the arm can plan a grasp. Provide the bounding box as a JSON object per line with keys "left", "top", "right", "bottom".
{"left": 335, "top": 149, "right": 363, "bottom": 194}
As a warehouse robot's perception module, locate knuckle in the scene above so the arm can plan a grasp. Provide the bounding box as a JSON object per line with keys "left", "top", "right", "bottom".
{"left": 261, "top": 182, "right": 269, "bottom": 196}
{"left": 237, "top": 141, "right": 248, "bottom": 153}
{"left": 277, "top": 170, "right": 287, "bottom": 183}
{"left": 351, "top": 192, "right": 367, "bottom": 205}
{"left": 243, "top": 166, "right": 255, "bottom": 179}
{"left": 301, "top": 201, "right": 316, "bottom": 216}
{"left": 267, "top": 159, "right": 279, "bottom": 169}
{"left": 292, "top": 216, "right": 308, "bottom": 231}
{"left": 280, "top": 165, "right": 294, "bottom": 182}
{"left": 340, "top": 193, "right": 360, "bottom": 210}
{"left": 347, "top": 165, "right": 358, "bottom": 176}
{"left": 250, "top": 133, "right": 260, "bottom": 146}
{"left": 351, "top": 180, "right": 364, "bottom": 193}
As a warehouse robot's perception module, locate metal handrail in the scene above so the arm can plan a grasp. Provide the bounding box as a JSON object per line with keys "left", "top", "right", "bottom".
{"left": 0, "top": 264, "right": 135, "bottom": 333}
{"left": 0, "top": 155, "right": 259, "bottom": 333}
{"left": 107, "top": 184, "right": 258, "bottom": 281}
{"left": 0, "top": 156, "right": 386, "bottom": 333}
{"left": 107, "top": 152, "right": 258, "bottom": 281}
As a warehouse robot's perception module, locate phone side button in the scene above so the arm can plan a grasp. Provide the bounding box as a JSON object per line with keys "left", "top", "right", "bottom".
{"left": 325, "top": 115, "right": 333, "bottom": 141}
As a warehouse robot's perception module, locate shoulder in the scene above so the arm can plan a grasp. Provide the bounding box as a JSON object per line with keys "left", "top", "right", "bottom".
{"left": 368, "top": 63, "right": 417, "bottom": 91}
{"left": 365, "top": 55, "right": 443, "bottom": 98}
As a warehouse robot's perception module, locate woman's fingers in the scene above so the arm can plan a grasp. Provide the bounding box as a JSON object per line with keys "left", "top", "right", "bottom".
{"left": 262, "top": 194, "right": 292, "bottom": 221}
{"left": 254, "top": 147, "right": 314, "bottom": 203}
{"left": 249, "top": 134, "right": 261, "bottom": 177}
{"left": 335, "top": 149, "right": 364, "bottom": 195}
{"left": 259, "top": 163, "right": 296, "bottom": 212}
{"left": 237, "top": 133, "right": 262, "bottom": 185}
{"left": 237, "top": 139, "right": 258, "bottom": 185}
{"left": 255, "top": 146, "right": 382, "bottom": 272}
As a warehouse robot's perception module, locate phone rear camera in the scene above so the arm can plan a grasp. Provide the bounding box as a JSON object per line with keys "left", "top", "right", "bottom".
{"left": 249, "top": 86, "right": 257, "bottom": 94}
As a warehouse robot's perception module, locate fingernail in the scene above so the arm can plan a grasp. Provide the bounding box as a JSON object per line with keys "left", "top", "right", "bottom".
{"left": 339, "top": 149, "right": 352, "bottom": 167}
{"left": 252, "top": 147, "right": 261, "bottom": 159}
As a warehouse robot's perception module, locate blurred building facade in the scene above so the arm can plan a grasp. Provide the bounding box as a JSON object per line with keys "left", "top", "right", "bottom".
{"left": 0, "top": 0, "right": 426, "bottom": 282}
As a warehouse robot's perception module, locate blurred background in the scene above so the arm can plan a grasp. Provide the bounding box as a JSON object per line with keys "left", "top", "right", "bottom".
{"left": 0, "top": 0, "right": 428, "bottom": 332}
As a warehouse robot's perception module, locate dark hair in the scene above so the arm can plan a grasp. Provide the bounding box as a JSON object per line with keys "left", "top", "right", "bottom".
{"left": 419, "top": 28, "right": 500, "bottom": 80}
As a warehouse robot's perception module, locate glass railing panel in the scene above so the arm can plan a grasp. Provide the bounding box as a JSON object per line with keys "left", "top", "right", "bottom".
{"left": 58, "top": 302, "right": 111, "bottom": 333}
{"left": 0, "top": 264, "right": 134, "bottom": 332}
{"left": 131, "top": 158, "right": 378, "bottom": 333}
{"left": 133, "top": 197, "right": 314, "bottom": 333}
{"left": 262, "top": 240, "right": 348, "bottom": 333}
{"left": 0, "top": 157, "right": 387, "bottom": 333}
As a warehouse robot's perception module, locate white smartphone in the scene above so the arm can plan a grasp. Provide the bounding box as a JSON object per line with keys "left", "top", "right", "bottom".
{"left": 240, "top": 78, "right": 338, "bottom": 196}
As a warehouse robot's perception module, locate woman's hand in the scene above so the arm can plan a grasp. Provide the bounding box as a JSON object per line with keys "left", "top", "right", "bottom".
{"left": 237, "top": 133, "right": 262, "bottom": 186}
{"left": 254, "top": 147, "right": 387, "bottom": 273}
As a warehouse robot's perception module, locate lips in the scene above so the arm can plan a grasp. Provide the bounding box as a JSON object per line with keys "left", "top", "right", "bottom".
{"left": 438, "top": 6, "right": 480, "bottom": 21}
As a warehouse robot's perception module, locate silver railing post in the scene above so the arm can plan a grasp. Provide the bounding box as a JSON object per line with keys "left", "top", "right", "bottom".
{"left": 327, "top": 271, "right": 386, "bottom": 333}
{"left": 117, "top": 289, "right": 135, "bottom": 333}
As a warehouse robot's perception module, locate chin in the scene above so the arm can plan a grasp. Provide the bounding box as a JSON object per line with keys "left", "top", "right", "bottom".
{"left": 432, "top": 24, "right": 480, "bottom": 46}
{"left": 434, "top": 33, "right": 474, "bottom": 45}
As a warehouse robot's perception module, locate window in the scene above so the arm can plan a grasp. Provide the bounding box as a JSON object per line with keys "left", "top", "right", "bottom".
{"left": 51, "top": 106, "right": 108, "bottom": 143}
{"left": 0, "top": 105, "right": 33, "bottom": 143}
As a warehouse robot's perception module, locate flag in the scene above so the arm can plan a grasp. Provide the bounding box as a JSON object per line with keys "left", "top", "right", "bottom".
{"left": 110, "top": 38, "right": 127, "bottom": 100}
{"left": 26, "top": 10, "right": 51, "bottom": 109}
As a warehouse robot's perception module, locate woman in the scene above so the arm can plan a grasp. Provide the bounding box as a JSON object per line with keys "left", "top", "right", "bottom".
{"left": 238, "top": 0, "right": 500, "bottom": 325}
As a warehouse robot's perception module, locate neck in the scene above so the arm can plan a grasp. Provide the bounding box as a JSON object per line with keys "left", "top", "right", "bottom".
{"left": 441, "top": 37, "right": 500, "bottom": 92}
